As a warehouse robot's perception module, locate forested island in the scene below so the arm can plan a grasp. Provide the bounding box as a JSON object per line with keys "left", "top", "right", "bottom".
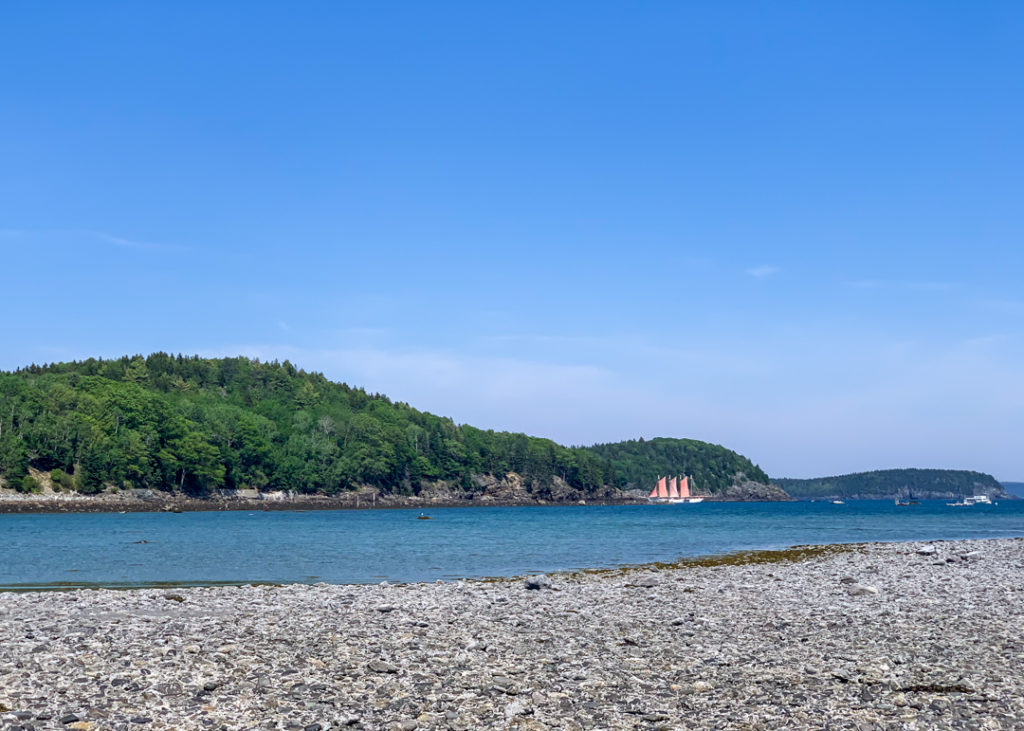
{"left": 0, "top": 354, "right": 775, "bottom": 509}
{"left": 777, "top": 469, "right": 1013, "bottom": 501}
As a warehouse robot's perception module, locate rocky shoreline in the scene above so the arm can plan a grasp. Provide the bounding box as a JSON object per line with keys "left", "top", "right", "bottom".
{"left": 3, "top": 537, "right": 1023, "bottom": 729}
{"left": 0, "top": 484, "right": 791, "bottom": 515}
{"left": 0, "top": 493, "right": 646, "bottom": 515}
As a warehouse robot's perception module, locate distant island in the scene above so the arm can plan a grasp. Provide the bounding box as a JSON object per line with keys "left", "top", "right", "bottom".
{"left": 776, "top": 468, "right": 1014, "bottom": 501}
{"left": 0, "top": 354, "right": 780, "bottom": 510}
{"left": 1001, "top": 481, "right": 1024, "bottom": 499}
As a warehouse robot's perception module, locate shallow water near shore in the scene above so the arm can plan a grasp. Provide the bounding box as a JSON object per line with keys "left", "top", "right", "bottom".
{"left": 2, "top": 499, "right": 1022, "bottom": 589}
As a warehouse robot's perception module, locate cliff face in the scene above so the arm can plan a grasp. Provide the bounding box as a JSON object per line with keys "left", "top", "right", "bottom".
{"left": 715, "top": 480, "right": 792, "bottom": 502}
{"left": 417, "top": 473, "right": 626, "bottom": 503}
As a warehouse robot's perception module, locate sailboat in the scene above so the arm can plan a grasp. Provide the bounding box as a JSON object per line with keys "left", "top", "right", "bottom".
{"left": 648, "top": 475, "right": 705, "bottom": 504}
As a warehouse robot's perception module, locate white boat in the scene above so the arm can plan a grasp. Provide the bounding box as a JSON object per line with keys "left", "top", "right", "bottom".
{"left": 947, "top": 495, "right": 993, "bottom": 507}
{"left": 831, "top": 499, "right": 845, "bottom": 505}
{"left": 648, "top": 475, "right": 706, "bottom": 504}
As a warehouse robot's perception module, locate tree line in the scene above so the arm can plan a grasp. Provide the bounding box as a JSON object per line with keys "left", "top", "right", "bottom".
{"left": 775, "top": 468, "right": 1004, "bottom": 500}
{"left": 586, "top": 437, "right": 769, "bottom": 494}
{"left": 0, "top": 354, "right": 765, "bottom": 498}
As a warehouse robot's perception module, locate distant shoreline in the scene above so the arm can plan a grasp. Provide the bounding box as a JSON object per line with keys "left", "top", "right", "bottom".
{"left": 0, "top": 490, "right": 797, "bottom": 515}
{"left": 0, "top": 493, "right": 649, "bottom": 515}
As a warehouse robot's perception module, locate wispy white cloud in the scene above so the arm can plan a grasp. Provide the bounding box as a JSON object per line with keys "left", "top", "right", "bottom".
{"left": 93, "top": 232, "right": 186, "bottom": 251}
{"left": 0, "top": 228, "right": 188, "bottom": 252}
{"left": 745, "top": 264, "right": 779, "bottom": 278}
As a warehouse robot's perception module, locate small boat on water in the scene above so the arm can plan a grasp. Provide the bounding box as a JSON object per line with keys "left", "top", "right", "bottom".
{"left": 417, "top": 513, "right": 432, "bottom": 520}
{"left": 648, "top": 475, "right": 706, "bottom": 504}
{"left": 947, "top": 495, "right": 994, "bottom": 507}
{"left": 830, "top": 499, "right": 845, "bottom": 505}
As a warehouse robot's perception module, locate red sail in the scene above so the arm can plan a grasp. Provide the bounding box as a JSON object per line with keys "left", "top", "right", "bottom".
{"left": 649, "top": 476, "right": 666, "bottom": 498}
{"left": 668, "top": 476, "right": 679, "bottom": 498}
{"left": 679, "top": 476, "right": 691, "bottom": 498}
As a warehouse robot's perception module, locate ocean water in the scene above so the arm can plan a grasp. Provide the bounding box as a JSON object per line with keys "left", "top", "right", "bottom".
{"left": 1, "top": 500, "right": 1022, "bottom": 589}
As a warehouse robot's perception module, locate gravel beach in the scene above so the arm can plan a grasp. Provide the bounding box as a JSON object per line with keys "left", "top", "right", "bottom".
{"left": 2, "top": 538, "right": 1023, "bottom": 730}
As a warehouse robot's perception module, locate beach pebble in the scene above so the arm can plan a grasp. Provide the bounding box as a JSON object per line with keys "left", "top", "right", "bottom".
{"left": 367, "top": 660, "right": 398, "bottom": 674}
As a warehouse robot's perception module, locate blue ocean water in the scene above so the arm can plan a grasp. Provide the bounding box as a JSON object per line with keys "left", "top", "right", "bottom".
{"left": 1, "top": 500, "right": 1022, "bottom": 589}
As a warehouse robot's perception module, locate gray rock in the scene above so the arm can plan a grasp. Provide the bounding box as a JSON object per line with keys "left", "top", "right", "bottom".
{"left": 524, "top": 574, "right": 552, "bottom": 590}
{"left": 505, "top": 699, "right": 531, "bottom": 717}
{"left": 153, "top": 681, "right": 184, "bottom": 696}
{"left": 367, "top": 660, "right": 398, "bottom": 674}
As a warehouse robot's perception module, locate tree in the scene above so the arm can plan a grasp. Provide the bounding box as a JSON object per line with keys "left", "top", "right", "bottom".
{"left": 18, "top": 474, "right": 40, "bottom": 493}
{"left": 0, "top": 433, "right": 29, "bottom": 480}
{"left": 124, "top": 356, "right": 149, "bottom": 385}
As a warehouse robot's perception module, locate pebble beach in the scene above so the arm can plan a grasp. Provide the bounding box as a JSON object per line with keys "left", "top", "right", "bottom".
{"left": 2, "top": 538, "right": 1023, "bottom": 730}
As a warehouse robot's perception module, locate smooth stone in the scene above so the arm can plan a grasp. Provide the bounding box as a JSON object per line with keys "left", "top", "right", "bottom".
{"left": 524, "top": 575, "right": 552, "bottom": 591}
{"left": 368, "top": 660, "right": 398, "bottom": 674}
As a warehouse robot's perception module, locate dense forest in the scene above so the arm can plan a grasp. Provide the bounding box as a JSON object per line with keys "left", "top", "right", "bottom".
{"left": 776, "top": 469, "right": 1007, "bottom": 500}
{"left": 587, "top": 437, "right": 769, "bottom": 494}
{"left": 0, "top": 354, "right": 766, "bottom": 499}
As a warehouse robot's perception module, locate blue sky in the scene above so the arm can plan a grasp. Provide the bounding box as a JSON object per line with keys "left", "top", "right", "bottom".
{"left": 2, "top": 2, "right": 1022, "bottom": 479}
